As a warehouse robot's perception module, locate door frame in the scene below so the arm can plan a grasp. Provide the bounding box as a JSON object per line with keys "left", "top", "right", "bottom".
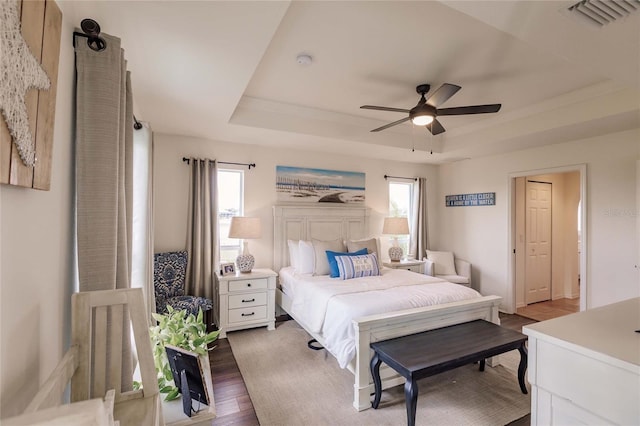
{"left": 507, "top": 164, "right": 587, "bottom": 313}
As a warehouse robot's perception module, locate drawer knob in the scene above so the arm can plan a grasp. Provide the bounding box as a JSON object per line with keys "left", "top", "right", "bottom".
{"left": 247, "top": 283, "right": 252, "bottom": 287}
{"left": 242, "top": 298, "right": 255, "bottom": 303}
{"left": 241, "top": 312, "right": 255, "bottom": 317}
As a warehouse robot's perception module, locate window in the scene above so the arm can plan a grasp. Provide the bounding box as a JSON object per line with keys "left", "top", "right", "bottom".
{"left": 218, "top": 169, "right": 244, "bottom": 262}
{"left": 388, "top": 181, "right": 414, "bottom": 256}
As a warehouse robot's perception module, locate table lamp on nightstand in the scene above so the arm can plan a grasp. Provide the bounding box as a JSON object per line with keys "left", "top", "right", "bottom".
{"left": 382, "top": 217, "right": 410, "bottom": 262}
{"left": 228, "top": 216, "right": 262, "bottom": 273}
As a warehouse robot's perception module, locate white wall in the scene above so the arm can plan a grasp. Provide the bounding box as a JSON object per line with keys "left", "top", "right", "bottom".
{"left": 435, "top": 129, "right": 639, "bottom": 311}
{"left": 0, "top": 20, "right": 76, "bottom": 418}
{"left": 153, "top": 133, "right": 437, "bottom": 267}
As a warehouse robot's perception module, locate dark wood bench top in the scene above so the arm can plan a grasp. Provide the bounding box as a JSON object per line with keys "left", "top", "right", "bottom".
{"left": 370, "top": 319, "right": 527, "bottom": 380}
{"left": 370, "top": 319, "right": 528, "bottom": 426}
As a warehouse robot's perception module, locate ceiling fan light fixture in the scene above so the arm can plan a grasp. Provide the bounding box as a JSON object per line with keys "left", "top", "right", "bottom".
{"left": 361, "top": 82, "right": 500, "bottom": 135}
{"left": 411, "top": 114, "right": 434, "bottom": 126}
{"left": 409, "top": 103, "right": 436, "bottom": 126}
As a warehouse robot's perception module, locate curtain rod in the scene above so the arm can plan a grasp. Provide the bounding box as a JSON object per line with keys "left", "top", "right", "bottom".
{"left": 72, "top": 18, "right": 107, "bottom": 51}
{"left": 182, "top": 157, "right": 256, "bottom": 170}
{"left": 384, "top": 174, "right": 418, "bottom": 182}
{"left": 73, "top": 18, "right": 142, "bottom": 131}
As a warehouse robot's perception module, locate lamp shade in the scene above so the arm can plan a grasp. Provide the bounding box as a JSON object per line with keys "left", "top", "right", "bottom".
{"left": 228, "top": 217, "right": 262, "bottom": 239}
{"left": 382, "top": 217, "right": 410, "bottom": 235}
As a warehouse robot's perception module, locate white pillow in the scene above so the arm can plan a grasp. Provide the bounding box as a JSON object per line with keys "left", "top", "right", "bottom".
{"left": 312, "top": 238, "right": 346, "bottom": 276}
{"left": 426, "top": 250, "right": 457, "bottom": 276}
{"left": 298, "top": 240, "right": 315, "bottom": 274}
{"left": 287, "top": 239, "right": 299, "bottom": 269}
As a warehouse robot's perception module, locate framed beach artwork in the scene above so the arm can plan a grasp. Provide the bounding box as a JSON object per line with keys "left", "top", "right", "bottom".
{"left": 276, "top": 166, "right": 365, "bottom": 204}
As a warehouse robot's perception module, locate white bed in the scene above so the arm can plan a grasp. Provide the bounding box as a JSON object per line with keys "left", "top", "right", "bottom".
{"left": 280, "top": 266, "right": 483, "bottom": 368}
{"left": 273, "top": 205, "right": 502, "bottom": 411}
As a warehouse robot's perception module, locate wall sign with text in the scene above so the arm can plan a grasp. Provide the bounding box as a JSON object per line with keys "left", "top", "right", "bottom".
{"left": 446, "top": 192, "right": 495, "bottom": 207}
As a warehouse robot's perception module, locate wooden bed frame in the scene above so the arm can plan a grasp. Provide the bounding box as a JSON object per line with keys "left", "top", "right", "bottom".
{"left": 272, "top": 205, "right": 502, "bottom": 411}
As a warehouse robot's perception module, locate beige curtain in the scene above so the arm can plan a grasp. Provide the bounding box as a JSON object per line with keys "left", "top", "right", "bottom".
{"left": 75, "top": 33, "right": 133, "bottom": 390}
{"left": 410, "top": 177, "right": 429, "bottom": 259}
{"left": 185, "top": 159, "right": 219, "bottom": 305}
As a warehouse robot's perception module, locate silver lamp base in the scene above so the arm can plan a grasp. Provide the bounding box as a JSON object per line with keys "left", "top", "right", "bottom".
{"left": 236, "top": 253, "right": 255, "bottom": 273}
{"left": 388, "top": 246, "right": 403, "bottom": 262}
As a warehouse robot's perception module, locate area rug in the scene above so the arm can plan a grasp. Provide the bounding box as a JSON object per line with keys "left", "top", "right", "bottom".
{"left": 227, "top": 321, "right": 530, "bottom": 426}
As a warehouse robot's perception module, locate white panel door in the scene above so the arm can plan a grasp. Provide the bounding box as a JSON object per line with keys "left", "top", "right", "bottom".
{"left": 525, "top": 181, "right": 552, "bottom": 304}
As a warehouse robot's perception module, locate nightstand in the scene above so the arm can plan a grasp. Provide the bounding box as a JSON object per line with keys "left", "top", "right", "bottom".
{"left": 383, "top": 259, "right": 426, "bottom": 274}
{"left": 215, "top": 268, "right": 277, "bottom": 338}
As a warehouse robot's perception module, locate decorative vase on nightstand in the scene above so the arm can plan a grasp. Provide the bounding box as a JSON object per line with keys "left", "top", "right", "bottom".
{"left": 236, "top": 241, "right": 255, "bottom": 273}
{"left": 388, "top": 245, "right": 403, "bottom": 262}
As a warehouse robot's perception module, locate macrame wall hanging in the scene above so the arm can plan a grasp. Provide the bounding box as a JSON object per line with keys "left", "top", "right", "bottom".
{"left": 0, "top": 0, "right": 62, "bottom": 191}
{"left": 0, "top": 0, "right": 50, "bottom": 167}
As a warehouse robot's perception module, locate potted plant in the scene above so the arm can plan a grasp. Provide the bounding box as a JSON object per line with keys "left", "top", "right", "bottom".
{"left": 149, "top": 307, "right": 219, "bottom": 401}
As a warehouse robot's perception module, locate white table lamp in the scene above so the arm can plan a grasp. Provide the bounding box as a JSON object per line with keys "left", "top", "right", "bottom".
{"left": 228, "top": 216, "right": 262, "bottom": 273}
{"left": 382, "top": 217, "right": 410, "bottom": 262}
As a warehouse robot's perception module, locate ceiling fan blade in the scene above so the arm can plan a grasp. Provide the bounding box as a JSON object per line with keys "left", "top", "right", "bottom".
{"left": 370, "top": 116, "right": 411, "bottom": 132}
{"left": 426, "top": 119, "right": 446, "bottom": 135}
{"left": 361, "top": 105, "right": 411, "bottom": 113}
{"left": 437, "top": 104, "right": 502, "bottom": 116}
{"left": 426, "top": 83, "right": 461, "bottom": 107}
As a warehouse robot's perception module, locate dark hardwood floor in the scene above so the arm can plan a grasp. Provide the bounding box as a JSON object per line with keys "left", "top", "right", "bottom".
{"left": 209, "top": 337, "right": 259, "bottom": 426}
{"left": 499, "top": 311, "right": 538, "bottom": 333}
{"left": 207, "top": 313, "right": 538, "bottom": 426}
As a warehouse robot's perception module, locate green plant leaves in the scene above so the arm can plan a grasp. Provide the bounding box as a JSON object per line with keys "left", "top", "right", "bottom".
{"left": 159, "top": 385, "right": 174, "bottom": 394}
{"left": 150, "top": 307, "right": 220, "bottom": 401}
{"left": 205, "top": 331, "right": 219, "bottom": 343}
{"left": 166, "top": 387, "right": 180, "bottom": 401}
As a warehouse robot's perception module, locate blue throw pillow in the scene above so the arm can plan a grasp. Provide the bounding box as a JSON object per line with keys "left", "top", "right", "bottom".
{"left": 326, "top": 248, "right": 367, "bottom": 278}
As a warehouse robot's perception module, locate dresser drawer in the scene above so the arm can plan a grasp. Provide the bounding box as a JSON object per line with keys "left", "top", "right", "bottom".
{"left": 229, "top": 292, "right": 267, "bottom": 309}
{"left": 228, "top": 305, "right": 267, "bottom": 324}
{"left": 535, "top": 340, "right": 639, "bottom": 425}
{"left": 229, "top": 277, "right": 268, "bottom": 292}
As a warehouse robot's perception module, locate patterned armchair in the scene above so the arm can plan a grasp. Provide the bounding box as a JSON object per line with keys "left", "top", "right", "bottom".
{"left": 153, "top": 250, "right": 213, "bottom": 316}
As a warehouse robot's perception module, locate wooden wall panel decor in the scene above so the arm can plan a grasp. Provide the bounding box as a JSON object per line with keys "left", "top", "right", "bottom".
{"left": 0, "top": 0, "right": 62, "bottom": 190}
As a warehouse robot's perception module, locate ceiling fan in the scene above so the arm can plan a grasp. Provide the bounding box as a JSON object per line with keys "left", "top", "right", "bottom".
{"left": 361, "top": 83, "right": 501, "bottom": 135}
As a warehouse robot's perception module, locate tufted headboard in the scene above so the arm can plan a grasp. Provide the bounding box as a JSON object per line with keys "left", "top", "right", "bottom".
{"left": 272, "top": 205, "right": 370, "bottom": 272}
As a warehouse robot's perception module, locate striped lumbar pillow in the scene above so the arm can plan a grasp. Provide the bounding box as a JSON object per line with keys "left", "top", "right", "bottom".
{"left": 335, "top": 253, "right": 380, "bottom": 280}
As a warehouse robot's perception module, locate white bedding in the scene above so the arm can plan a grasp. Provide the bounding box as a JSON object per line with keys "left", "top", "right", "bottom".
{"left": 279, "top": 267, "right": 481, "bottom": 368}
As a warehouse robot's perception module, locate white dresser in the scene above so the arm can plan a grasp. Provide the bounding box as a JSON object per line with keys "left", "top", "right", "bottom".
{"left": 215, "top": 268, "right": 277, "bottom": 338}
{"left": 523, "top": 297, "right": 640, "bottom": 425}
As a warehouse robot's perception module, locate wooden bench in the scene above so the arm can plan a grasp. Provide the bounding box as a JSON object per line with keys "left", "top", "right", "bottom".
{"left": 370, "top": 319, "right": 528, "bottom": 426}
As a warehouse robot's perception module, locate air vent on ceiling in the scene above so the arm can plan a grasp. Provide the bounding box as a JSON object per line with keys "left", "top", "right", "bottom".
{"left": 567, "top": 0, "right": 639, "bottom": 27}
